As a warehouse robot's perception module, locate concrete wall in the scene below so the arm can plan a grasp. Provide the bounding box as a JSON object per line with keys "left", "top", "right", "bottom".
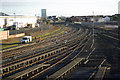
{"left": 0, "top": 30, "right": 9, "bottom": 40}
{"left": 9, "top": 33, "right": 25, "bottom": 39}
{"left": 0, "top": 18, "right": 4, "bottom": 28}
{"left": 0, "top": 30, "right": 25, "bottom": 40}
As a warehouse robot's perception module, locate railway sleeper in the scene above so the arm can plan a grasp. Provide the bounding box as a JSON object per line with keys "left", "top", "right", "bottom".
{"left": 38, "top": 57, "right": 41, "bottom": 60}
{"left": 56, "top": 51, "right": 59, "bottom": 53}
{"left": 3, "top": 68, "right": 8, "bottom": 73}
{"left": 34, "top": 58, "right": 37, "bottom": 62}
{"left": 0, "top": 70, "right": 3, "bottom": 74}
{"left": 54, "top": 52, "right": 56, "bottom": 54}
{"left": 29, "top": 60, "right": 33, "bottom": 64}
{"left": 47, "top": 54, "right": 50, "bottom": 57}
{"left": 48, "top": 58, "right": 84, "bottom": 80}
{"left": 45, "top": 55, "right": 47, "bottom": 58}
{"left": 41, "top": 56, "right": 44, "bottom": 59}
{"left": 11, "top": 64, "right": 50, "bottom": 80}
{"left": 9, "top": 66, "right": 14, "bottom": 71}
{"left": 2, "top": 47, "right": 67, "bottom": 74}
{"left": 25, "top": 61, "right": 29, "bottom": 65}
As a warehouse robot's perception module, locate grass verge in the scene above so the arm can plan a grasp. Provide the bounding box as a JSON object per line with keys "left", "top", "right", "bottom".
{"left": 1, "top": 26, "right": 61, "bottom": 50}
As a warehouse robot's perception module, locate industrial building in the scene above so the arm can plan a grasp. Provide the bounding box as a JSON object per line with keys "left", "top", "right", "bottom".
{"left": 0, "top": 12, "right": 37, "bottom": 29}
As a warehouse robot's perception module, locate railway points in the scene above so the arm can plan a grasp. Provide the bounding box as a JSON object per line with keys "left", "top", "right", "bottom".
{"left": 1, "top": 23, "right": 119, "bottom": 80}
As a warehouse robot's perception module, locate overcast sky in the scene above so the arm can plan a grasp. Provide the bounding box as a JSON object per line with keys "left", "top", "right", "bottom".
{"left": 0, "top": 0, "right": 120, "bottom": 16}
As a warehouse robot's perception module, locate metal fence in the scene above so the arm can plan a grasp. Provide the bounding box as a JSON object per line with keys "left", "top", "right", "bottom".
{"left": 81, "top": 22, "right": 119, "bottom": 27}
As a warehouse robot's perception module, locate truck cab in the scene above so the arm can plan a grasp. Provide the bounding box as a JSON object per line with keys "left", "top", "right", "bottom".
{"left": 21, "top": 36, "right": 32, "bottom": 43}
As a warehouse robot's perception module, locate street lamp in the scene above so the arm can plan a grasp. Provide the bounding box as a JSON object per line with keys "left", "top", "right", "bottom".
{"left": 91, "top": 11, "right": 94, "bottom": 48}
{"left": 13, "top": 13, "right": 17, "bottom": 33}
{"left": 13, "top": 13, "right": 16, "bottom": 23}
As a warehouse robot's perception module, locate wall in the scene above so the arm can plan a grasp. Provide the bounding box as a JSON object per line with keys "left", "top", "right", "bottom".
{"left": 0, "top": 30, "right": 25, "bottom": 40}
{"left": 0, "top": 30, "right": 9, "bottom": 40}
{"left": 7, "top": 16, "right": 37, "bottom": 28}
{"left": 0, "top": 16, "right": 37, "bottom": 28}
{"left": 9, "top": 33, "right": 25, "bottom": 39}
{"left": 0, "top": 18, "right": 5, "bottom": 28}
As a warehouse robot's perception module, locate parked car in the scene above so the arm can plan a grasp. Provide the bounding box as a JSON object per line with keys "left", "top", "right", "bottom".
{"left": 5, "top": 26, "right": 12, "bottom": 30}
{"left": 5, "top": 25, "right": 16, "bottom": 30}
{"left": 20, "top": 36, "right": 32, "bottom": 43}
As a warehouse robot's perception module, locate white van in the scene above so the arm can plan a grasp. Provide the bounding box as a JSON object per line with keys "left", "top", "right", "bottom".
{"left": 21, "top": 36, "right": 32, "bottom": 43}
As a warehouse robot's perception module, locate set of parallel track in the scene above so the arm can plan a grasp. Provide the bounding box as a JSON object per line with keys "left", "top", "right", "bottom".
{"left": 1, "top": 24, "right": 92, "bottom": 80}
{"left": 2, "top": 26, "right": 66, "bottom": 59}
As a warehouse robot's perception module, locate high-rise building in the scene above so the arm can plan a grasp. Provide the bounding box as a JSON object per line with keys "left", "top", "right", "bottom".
{"left": 41, "top": 9, "right": 47, "bottom": 17}
{"left": 118, "top": 1, "right": 120, "bottom": 14}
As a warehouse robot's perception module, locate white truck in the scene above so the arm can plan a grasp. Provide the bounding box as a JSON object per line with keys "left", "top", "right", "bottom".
{"left": 21, "top": 36, "right": 32, "bottom": 43}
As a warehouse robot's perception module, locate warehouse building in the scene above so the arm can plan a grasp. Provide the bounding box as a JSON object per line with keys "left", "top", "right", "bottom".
{"left": 0, "top": 12, "right": 37, "bottom": 29}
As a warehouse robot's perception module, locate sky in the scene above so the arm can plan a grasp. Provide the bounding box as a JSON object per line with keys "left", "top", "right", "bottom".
{"left": 0, "top": 0, "right": 120, "bottom": 17}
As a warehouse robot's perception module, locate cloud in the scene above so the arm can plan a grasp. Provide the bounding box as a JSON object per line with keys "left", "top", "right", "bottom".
{"left": 1, "top": 0, "right": 33, "bottom": 2}
{"left": 1, "top": 0, "right": 119, "bottom": 16}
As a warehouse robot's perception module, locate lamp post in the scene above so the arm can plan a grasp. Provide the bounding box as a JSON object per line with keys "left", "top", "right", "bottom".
{"left": 91, "top": 11, "right": 94, "bottom": 48}
{"left": 13, "top": 13, "right": 16, "bottom": 24}
{"left": 13, "top": 13, "right": 17, "bottom": 33}
{"left": 93, "top": 11, "right": 94, "bottom": 43}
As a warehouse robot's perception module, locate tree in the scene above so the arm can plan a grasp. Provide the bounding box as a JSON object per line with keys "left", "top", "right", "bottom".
{"left": 113, "top": 16, "right": 119, "bottom": 21}
{"left": 65, "top": 18, "right": 72, "bottom": 23}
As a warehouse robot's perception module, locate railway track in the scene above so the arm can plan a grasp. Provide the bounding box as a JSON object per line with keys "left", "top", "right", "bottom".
{"left": 1, "top": 24, "right": 92, "bottom": 79}
{"left": 1, "top": 25, "right": 85, "bottom": 68}
{"left": 3, "top": 31, "right": 92, "bottom": 80}
{"left": 2, "top": 25, "right": 84, "bottom": 63}
{"left": 26, "top": 30, "right": 92, "bottom": 80}
{"left": 1, "top": 25, "right": 65, "bottom": 52}
{"left": 2, "top": 26, "right": 72, "bottom": 60}
{"left": 49, "top": 38, "right": 107, "bottom": 80}
{"left": 49, "top": 25, "right": 116, "bottom": 80}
